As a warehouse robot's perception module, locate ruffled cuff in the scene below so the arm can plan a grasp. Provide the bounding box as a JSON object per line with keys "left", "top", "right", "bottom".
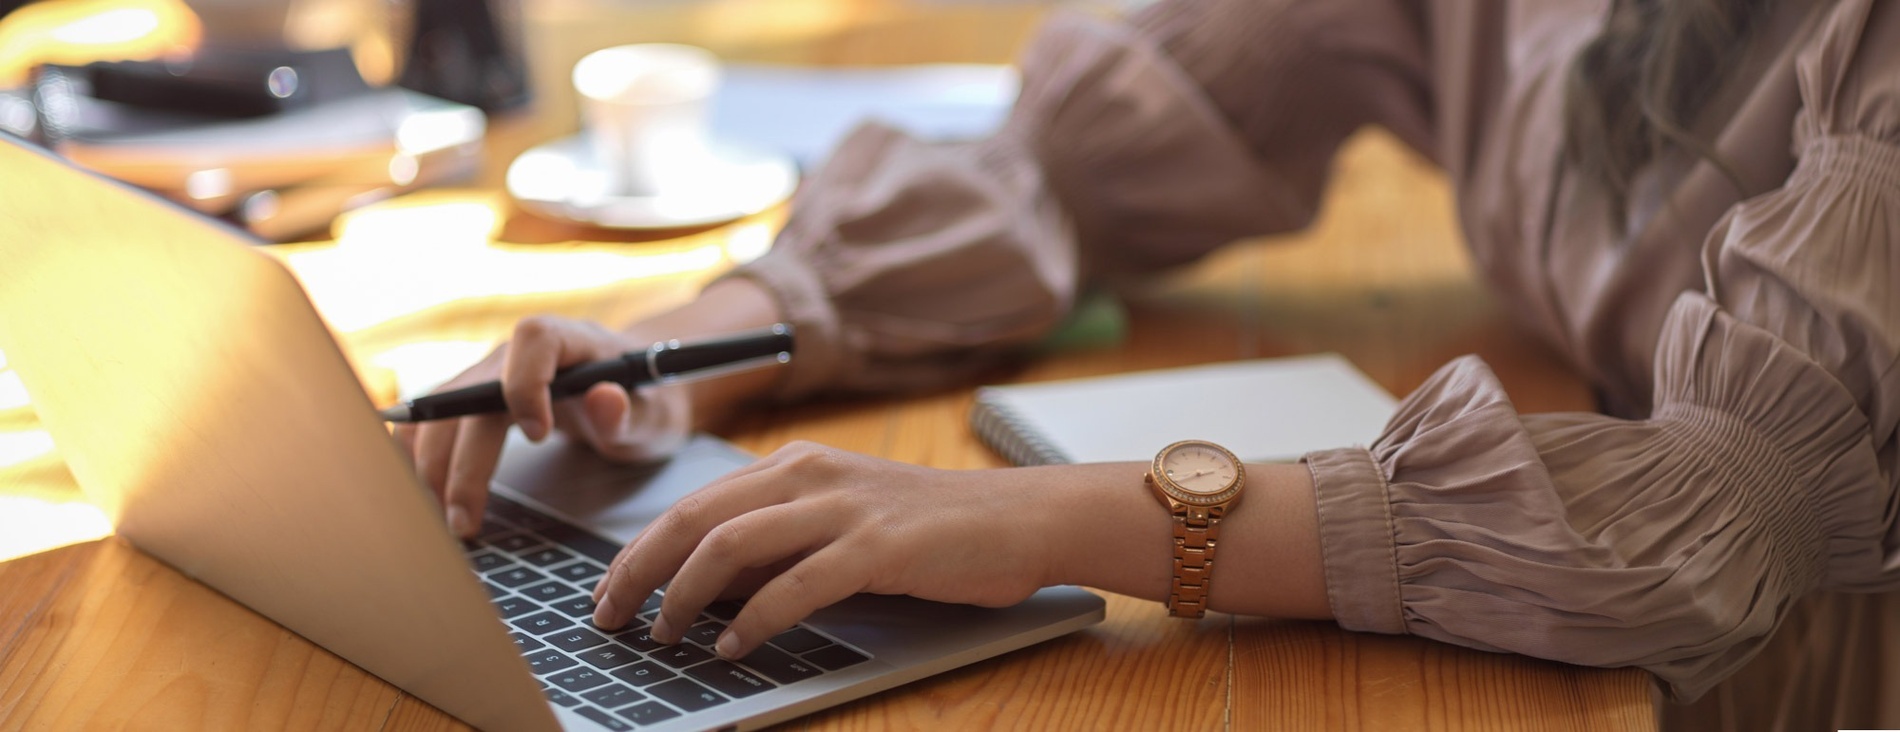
{"left": 1649, "top": 294, "right": 1888, "bottom": 590}
{"left": 719, "top": 120, "right": 1072, "bottom": 401}
{"left": 1305, "top": 295, "right": 1887, "bottom": 699}
{"left": 719, "top": 245, "right": 844, "bottom": 401}
{"left": 1304, "top": 445, "right": 1405, "bottom": 635}
{"left": 1305, "top": 354, "right": 1540, "bottom": 641}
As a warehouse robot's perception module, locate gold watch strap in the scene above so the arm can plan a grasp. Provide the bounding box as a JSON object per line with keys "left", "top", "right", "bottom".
{"left": 1166, "top": 506, "right": 1221, "bottom": 618}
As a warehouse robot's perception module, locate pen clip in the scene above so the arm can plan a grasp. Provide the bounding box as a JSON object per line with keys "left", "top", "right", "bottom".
{"left": 648, "top": 351, "right": 791, "bottom": 387}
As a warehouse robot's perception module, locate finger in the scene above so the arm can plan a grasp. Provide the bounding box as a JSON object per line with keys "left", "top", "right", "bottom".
{"left": 588, "top": 446, "right": 800, "bottom": 601}
{"left": 590, "top": 465, "right": 805, "bottom": 629}
{"left": 649, "top": 503, "right": 836, "bottom": 644}
{"left": 715, "top": 544, "right": 870, "bottom": 659}
{"left": 582, "top": 382, "right": 631, "bottom": 444}
{"left": 393, "top": 423, "right": 417, "bottom": 457}
{"left": 443, "top": 412, "right": 510, "bottom": 538}
{"left": 501, "top": 317, "right": 606, "bottom": 442}
{"left": 551, "top": 381, "right": 628, "bottom": 455}
{"left": 411, "top": 419, "right": 461, "bottom": 503}
{"left": 588, "top": 443, "right": 838, "bottom": 591}
{"left": 551, "top": 381, "right": 689, "bottom": 465}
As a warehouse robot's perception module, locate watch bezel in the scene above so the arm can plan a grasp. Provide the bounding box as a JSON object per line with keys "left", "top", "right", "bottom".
{"left": 1150, "top": 439, "right": 1245, "bottom": 507}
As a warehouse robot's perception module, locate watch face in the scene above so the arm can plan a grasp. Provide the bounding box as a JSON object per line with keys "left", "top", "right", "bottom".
{"left": 1159, "top": 441, "right": 1240, "bottom": 496}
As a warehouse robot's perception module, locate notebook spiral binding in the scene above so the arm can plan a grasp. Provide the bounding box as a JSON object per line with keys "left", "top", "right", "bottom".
{"left": 969, "top": 387, "right": 1074, "bottom": 466}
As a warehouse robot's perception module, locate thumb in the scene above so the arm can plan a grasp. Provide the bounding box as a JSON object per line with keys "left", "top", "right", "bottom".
{"left": 580, "top": 382, "right": 632, "bottom": 449}
{"left": 580, "top": 382, "right": 692, "bottom": 463}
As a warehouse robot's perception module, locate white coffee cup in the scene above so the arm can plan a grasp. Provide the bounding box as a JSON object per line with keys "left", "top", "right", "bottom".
{"left": 572, "top": 44, "right": 722, "bottom": 197}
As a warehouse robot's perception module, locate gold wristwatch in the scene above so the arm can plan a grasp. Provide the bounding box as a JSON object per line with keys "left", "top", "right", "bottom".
{"left": 1146, "top": 439, "right": 1246, "bottom": 618}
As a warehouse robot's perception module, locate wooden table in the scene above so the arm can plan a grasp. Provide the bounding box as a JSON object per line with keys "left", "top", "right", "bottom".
{"left": 0, "top": 1, "right": 1655, "bottom": 729}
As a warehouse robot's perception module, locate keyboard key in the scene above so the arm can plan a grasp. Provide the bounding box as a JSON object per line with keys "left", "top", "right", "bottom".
{"left": 524, "top": 649, "right": 578, "bottom": 675}
{"left": 646, "top": 678, "right": 727, "bottom": 713}
{"left": 539, "top": 524, "right": 624, "bottom": 564}
{"left": 549, "top": 596, "right": 597, "bottom": 618}
{"left": 519, "top": 546, "right": 578, "bottom": 567}
{"left": 580, "top": 683, "right": 646, "bottom": 710}
{"left": 509, "top": 631, "right": 546, "bottom": 653}
{"left": 609, "top": 661, "right": 676, "bottom": 687}
{"left": 486, "top": 495, "right": 564, "bottom": 533}
{"left": 468, "top": 551, "right": 512, "bottom": 572}
{"left": 487, "top": 566, "right": 547, "bottom": 588}
{"left": 576, "top": 643, "right": 639, "bottom": 670}
{"left": 511, "top": 611, "right": 574, "bottom": 635}
{"left": 481, "top": 582, "right": 509, "bottom": 601}
{"left": 616, "top": 701, "right": 681, "bottom": 726}
{"left": 548, "top": 667, "right": 612, "bottom": 693}
{"left": 519, "top": 580, "right": 582, "bottom": 603}
{"left": 653, "top": 643, "right": 714, "bottom": 669}
{"left": 736, "top": 644, "right": 822, "bottom": 685}
{"left": 703, "top": 601, "right": 743, "bottom": 621}
{"left": 544, "top": 688, "right": 582, "bottom": 708}
{"left": 613, "top": 627, "right": 661, "bottom": 652}
{"left": 477, "top": 517, "right": 518, "bottom": 540}
{"left": 547, "top": 627, "right": 609, "bottom": 653}
{"left": 494, "top": 597, "right": 540, "bottom": 619}
{"left": 550, "top": 561, "right": 606, "bottom": 583}
{"left": 488, "top": 533, "right": 544, "bottom": 553}
{"left": 683, "top": 621, "right": 726, "bottom": 647}
{"left": 640, "top": 593, "right": 664, "bottom": 614}
{"left": 803, "top": 644, "right": 870, "bottom": 671}
{"left": 768, "top": 627, "right": 831, "bottom": 655}
{"left": 574, "top": 706, "right": 633, "bottom": 731}
{"left": 685, "top": 659, "right": 775, "bottom": 699}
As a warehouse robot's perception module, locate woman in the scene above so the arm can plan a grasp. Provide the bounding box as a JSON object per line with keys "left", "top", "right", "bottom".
{"left": 405, "top": 1, "right": 1900, "bottom": 727}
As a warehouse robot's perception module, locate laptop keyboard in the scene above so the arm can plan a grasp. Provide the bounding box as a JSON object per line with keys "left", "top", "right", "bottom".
{"left": 468, "top": 494, "right": 871, "bottom": 730}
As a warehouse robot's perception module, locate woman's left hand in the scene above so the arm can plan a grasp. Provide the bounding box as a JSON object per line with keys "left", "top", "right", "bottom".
{"left": 590, "top": 441, "right": 1057, "bottom": 660}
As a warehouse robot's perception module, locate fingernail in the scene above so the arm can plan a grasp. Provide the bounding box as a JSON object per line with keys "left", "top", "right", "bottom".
{"left": 651, "top": 615, "right": 676, "bottom": 643}
{"left": 593, "top": 595, "right": 619, "bottom": 629}
{"left": 446, "top": 505, "right": 472, "bottom": 537}
{"left": 523, "top": 418, "right": 547, "bottom": 442}
{"left": 715, "top": 632, "right": 742, "bottom": 660}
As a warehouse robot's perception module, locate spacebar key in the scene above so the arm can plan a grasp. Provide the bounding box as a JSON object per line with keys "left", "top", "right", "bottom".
{"left": 685, "top": 660, "right": 776, "bottom": 698}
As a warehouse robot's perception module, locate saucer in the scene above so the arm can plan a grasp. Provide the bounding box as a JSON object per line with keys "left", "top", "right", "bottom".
{"left": 506, "top": 135, "right": 798, "bottom": 230}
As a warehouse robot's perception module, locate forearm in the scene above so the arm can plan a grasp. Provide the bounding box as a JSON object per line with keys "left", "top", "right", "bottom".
{"left": 1034, "top": 461, "right": 1331, "bottom": 619}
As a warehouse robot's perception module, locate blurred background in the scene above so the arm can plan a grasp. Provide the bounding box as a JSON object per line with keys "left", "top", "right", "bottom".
{"left": 0, "top": 0, "right": 1150, "bottom": 241}
{"left": 0, "top": 0, "right": 1469, "bottom": 573}
{"left": 0, "top": 0, "right": 1151, "bottom": 558}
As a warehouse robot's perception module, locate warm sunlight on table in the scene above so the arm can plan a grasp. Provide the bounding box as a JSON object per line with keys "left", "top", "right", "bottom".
{"left": 0, "top": 189, "right": 783, "bottom": 563}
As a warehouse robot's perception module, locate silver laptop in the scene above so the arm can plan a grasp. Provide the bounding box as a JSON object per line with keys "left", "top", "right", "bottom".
{"left": 0, "top": 135, "right": 1104, "bottom": 731}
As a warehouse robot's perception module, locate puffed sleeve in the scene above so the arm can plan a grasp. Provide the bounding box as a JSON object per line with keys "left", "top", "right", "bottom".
{"left": 723, "top": 0, "right": 1432, "bottom": 398}
{"left": 1304, "top": 1, "right": 1900, "bottom": 700}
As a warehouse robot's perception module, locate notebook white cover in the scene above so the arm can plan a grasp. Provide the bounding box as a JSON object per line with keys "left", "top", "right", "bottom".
{"left": 970, "top": 354, "right": 1399, "bottom": 465}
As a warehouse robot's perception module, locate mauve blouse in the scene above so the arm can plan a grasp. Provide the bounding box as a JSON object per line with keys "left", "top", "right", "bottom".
{"left": 721, "top": 0, "right": 1900, "bottom": 710}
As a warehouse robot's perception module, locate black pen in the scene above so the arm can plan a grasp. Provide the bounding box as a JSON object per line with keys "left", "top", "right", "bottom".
{"left": 379, "top": 324, "right": 793, "bottom": 423}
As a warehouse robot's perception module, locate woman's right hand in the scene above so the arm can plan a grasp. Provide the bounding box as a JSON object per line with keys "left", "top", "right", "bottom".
{"left": 396, "top": 315, "right": 695, "bottom": 538}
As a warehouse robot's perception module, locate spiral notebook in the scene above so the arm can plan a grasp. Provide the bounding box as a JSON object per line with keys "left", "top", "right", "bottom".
{"left": 969, "top": 354, "right": 1399, "bottom": 466}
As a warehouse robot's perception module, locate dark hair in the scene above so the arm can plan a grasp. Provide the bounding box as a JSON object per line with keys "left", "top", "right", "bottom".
{"left": 1563, "top": 0, "right": 1772, "bottom": 223}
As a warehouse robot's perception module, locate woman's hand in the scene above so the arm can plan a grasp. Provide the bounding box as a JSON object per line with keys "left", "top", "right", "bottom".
{"left": 589, "top": 441, "right": 1059, "bottom": 660}
{"left": 397, "top": 315, "right": 693, "bottom": 538}
{"left": 397, "top": 277, "right": 787, "bottom": 538}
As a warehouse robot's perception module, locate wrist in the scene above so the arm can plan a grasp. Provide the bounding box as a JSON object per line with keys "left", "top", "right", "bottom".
{"left": 1030, "top": 462, "right": 1175, "bottom": 599}
{"left": 618, "top": 277, "right": 786, "bottom": 431}
{"left": 1028, "top": 460, "right": 1331, "bottom": 619}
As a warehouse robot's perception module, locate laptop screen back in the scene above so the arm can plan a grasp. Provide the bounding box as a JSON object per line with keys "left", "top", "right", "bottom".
{"left": 0, "top": 137, "right": 555, "bottom": 731}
